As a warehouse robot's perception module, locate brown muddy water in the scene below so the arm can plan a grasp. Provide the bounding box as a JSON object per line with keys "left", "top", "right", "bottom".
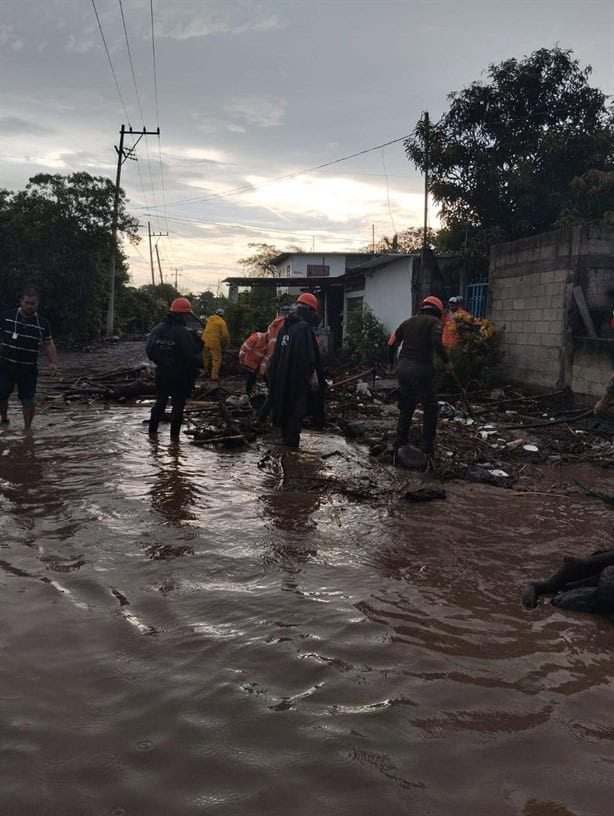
{"left": 0, "top": 404, "right": 613, "bottom": 816}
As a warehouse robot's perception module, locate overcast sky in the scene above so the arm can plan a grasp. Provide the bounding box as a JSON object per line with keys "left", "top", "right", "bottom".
{"left": 1, "top": 0, "right": 613, "bottom": 292}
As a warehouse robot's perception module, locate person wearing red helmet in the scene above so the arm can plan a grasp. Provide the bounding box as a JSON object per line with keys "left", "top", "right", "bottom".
{"left": 387, "top": 295, "right": 454, "bottom": 456}
{"left": 145, "top": 298, "right": 203, "bottom": 439}
{"left": 266, "top": 292, "right": 324, "bottom": 447}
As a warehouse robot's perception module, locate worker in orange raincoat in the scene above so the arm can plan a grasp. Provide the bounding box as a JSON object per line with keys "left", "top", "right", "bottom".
{"left": 201, "top": 308, "right": 229, "bottom": 385}
{"left": 442, "top": 296, "right": 473, "bottom": 349}
{"left": 239, "top": 330, "right": 268, "bottom": 395}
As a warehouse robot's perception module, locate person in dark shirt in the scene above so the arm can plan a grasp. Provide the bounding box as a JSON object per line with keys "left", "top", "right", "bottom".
{"left": 146, "top": 298, "right": 203, "bottom": 439}
{"left": 387, "top": 296, "right": 454, "bottom": 455}
{"left": 267, "top": 293, "right": 324, "bottom": 448}
{"left": 0, "top": 286, "right": 57, "bottom": 430}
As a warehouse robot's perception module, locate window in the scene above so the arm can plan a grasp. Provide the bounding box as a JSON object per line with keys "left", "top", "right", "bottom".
{"left": 307, "top": 264, "right": 330, "bottom": 277}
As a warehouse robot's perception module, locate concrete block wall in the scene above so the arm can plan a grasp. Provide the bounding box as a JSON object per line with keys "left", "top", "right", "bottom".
{"left": 572, "top": 340, "right": 614, "bottom": 397}
{"left": 489, "top": 226, "right": 614, "bottom": 394}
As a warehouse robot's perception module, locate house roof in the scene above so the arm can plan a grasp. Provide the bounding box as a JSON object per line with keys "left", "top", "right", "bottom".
{"left": 347, "top": 253, "right": 417, "bottom": 272}
{"left": 271, "top": 251, "right": 372, "bottom": 265}
{"left": 223, "top": 276, "right": 346, "bottom": 288}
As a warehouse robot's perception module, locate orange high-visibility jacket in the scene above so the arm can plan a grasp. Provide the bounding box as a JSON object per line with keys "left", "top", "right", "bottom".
{"left": 261, "top": 314, "right": 286, "bottom": 371}
{"left": 239, "top": 331, "right": 268, "bottom": 372}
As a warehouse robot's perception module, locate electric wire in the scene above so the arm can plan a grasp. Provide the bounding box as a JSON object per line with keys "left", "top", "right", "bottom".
{"left": 146, "top": 134, "right": 411, "bottom": 210}
{"left": 90, "top": 0, "right": 131, "bottom": 126}
{"left": 149, "top": 0, "right": 169, "bottom": 237}
{"left": 118, "top": 0, "right": 161, "bottom": 231}
{"left": 381, "top": 145, "right": 396, "bottom": 236}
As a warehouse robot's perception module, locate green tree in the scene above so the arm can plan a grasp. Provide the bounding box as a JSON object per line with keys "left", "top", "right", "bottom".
{"left": 405, "top": 48, "right": 614, "bottom": 251}
{"left": 373, "top": 227, "right": 438, "bottom": 254}
{"left": 0, "top": 172, "right": 139, "bottom": 338}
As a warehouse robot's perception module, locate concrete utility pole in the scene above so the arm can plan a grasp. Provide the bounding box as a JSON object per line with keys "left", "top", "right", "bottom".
{"left": 173, "top": 268, "right": 183, "bottom": 290}
{"left": 412, "top": 111, "right": 429, "bottom": 312}
{"left": 148, "top": 221, "right": 168, "bottom": 287}
{"left": 106, "top": 124, "right": 160, "bottom": 337}
{"left": 155, "top": 244, "right": 163, "bottom": 285}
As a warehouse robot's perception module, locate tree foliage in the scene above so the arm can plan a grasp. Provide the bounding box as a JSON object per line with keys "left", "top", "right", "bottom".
{"left": 237, "top": 243, "right": 282, "bottom": 277}
{"left": 372, "top": 227, "right": 438, "bottom": 254}
{"left": 343, "top": 305, "right": 388, "bottom": 365}
{"left": 405, "top": 48, "right": 614, "bottom": 249}
{"left": 0, "top": 173, "right": 140, "bottom": 338}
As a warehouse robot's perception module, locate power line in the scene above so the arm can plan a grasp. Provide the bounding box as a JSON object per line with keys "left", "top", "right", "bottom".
{"left": 90, "top": 0, "right": 131, "bottom": 125}
{"left": 141, "top": 210, "right": 375, "bottom": 244}
{"left": 149, "top": 1, "right": 170, "bottom": 237}
{"left": 145, "top": 134, "right": 411, "bottom": 210}
{"left": 118, "top": 0, "right": 161, "bottom": 228}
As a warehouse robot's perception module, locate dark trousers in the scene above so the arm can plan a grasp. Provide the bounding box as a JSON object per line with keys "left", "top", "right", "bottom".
{"left": 149, "top": 370, "right": 192, "bottom": 437}
{"left": 244, "top": 367, "right": 259, "bottom": 396}
{"left": 396, "top": 360, "right": 438, "bottom": 453}
{"left": 281, "top": 390, "right": 309, "bottom": 448}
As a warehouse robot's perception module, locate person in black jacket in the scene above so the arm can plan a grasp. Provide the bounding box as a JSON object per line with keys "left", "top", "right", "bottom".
{"left": 146, "top": 298, "right": 203, "bottom": 439}
{"left": 267, "top": 293, "right": 324, "bottom": 448}
{"left": 387, "top": 296, "right": 454, "bottom": 455}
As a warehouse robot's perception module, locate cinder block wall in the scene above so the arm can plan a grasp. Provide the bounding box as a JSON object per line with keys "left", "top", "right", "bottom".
{"left": 488, "top": 230, "right": 576, "bottom": 389}
{"left": 488, "top": 226, "right": 614, "bottom": 395}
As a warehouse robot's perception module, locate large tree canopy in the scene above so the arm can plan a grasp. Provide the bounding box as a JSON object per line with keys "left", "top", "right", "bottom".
{"left": 405, "top": 47, "right": 614, "bottom": 248}
{"left": 0, "top": 172, "right": 139, "bottom": 338}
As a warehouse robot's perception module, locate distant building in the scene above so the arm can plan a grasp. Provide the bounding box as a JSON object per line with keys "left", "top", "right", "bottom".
{"left": 224, "top": 250, "right": 464, "bottom": 355}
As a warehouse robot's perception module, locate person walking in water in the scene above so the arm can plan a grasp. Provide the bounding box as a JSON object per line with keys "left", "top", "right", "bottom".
{"left": 387, "top": 296, "right": 453, "bottom": 457}
{"left": 146, "top": 298, "right": 203, "bottom": 440}
{"left": 202, "top": 308, "right": 229, "bottom": 387}
{"left": 267, "top": 293, "right": 324, "bottom": 448}
{"left": 0, "top": 285, "right": 57, "bottom": 431}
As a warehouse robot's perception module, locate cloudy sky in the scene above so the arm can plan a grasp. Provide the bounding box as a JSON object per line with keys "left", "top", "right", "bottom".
{"left": 1, "top": 0, "right": 613, "bottom": 292}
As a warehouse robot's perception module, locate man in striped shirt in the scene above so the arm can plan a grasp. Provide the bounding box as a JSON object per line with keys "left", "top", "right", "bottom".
{"left": 0, "top": 286, "right": 57, "bottom": 430}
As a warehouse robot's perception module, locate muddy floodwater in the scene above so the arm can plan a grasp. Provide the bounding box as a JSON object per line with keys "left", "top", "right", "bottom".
{"left": 1, "top": 403, "right": 613, "bottom": 816}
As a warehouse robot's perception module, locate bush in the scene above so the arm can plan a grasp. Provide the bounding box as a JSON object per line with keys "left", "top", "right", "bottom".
{"left": 343, "top": 305, "right": 389, "bottom": 365}
{"left": 436, "top": 314, "right": 502, "bottom": 389}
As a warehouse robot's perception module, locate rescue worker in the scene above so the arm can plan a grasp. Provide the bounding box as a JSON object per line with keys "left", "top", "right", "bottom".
{"left": 146, "top": 297, "right": 203, "bottom": 439}
{"left": 257, "top": 304, "right": 293, "bottom": 422}
{"left": 442, "top": 296, "right": 473, "bottom": 349}
{"left": 202, "top": 307, "right": 229, "bottom": 386}
{"left": 267, "top": 293, "right": 324, "bottom": 448}
{"left": 388, "top": 296, "right": 454, "bottom": 456}
{"left": 238, "top": 330, "right": 268, "bottom": 395}
{"left": 593, "top": 373, "right": 614, "bottom": 415}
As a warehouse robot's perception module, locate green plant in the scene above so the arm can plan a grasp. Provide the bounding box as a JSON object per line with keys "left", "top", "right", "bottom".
{"left": 343, "top": 305, "right": 388, "bottom": 365}
{"left": 436, "top": 316, "right": 502, "bottom": 390}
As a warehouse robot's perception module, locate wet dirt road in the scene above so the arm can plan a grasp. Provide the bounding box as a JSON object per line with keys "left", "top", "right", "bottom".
{"left": 1, "top": 405, "right": 613, "bottom": 816}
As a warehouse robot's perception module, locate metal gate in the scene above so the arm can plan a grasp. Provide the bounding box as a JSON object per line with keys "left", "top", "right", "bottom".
{"left": 465, "top": 281, "right": 488, "bottom": 318}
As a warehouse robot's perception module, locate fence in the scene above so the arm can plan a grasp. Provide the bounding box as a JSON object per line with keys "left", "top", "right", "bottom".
{"left": 465, "top": 280, "right": 488, "bottom": 318}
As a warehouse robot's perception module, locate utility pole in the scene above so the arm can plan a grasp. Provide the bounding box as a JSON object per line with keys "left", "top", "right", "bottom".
{"left": 106, "top": 124, "right": 160, "bottom": 336}
{"left": 372, "top": 224, "right": 375, "bottom": 255}
{"left": 173, "top": 267, "right": 183, "bottom": 290}
{"left": 155, "top": 243, "right": 163, "bottom": 285}
{"left": 411, "top": 111, "right": 429, "bottom": 313}
{"left": 148, "top": 222, "right": 168, "bottom": 287}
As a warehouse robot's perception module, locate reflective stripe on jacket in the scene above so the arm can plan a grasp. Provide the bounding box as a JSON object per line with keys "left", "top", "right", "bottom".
{"left": 239, "top": 331, "right": 268, "bottom": 372}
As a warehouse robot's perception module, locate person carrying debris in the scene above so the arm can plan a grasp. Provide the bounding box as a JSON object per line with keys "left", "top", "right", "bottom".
{"left": 238, "top": 330, "right": 268, "bottom": 395}
{"left": 442, "top": 296, "right": 473, "bottom": 349}
{"left": 388, "top": 295, "right": 454, "bottom": 456}
{"left": 593, "top": 373, "right": 614, "bottom": 415}
{"left": 146, "top": 298, "right": 203, "bottom": 439}
{"left": 267, "top": 293, "right": 324, "bottom": 447}
{"left": 202, "top": 308, "right": 229, "bottom": 386}
{"left": 0, "top": 285, "right": 57, "bottom": 431}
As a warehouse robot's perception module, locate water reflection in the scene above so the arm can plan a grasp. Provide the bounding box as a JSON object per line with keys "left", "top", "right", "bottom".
{"left": 149, "top": 441, "right": 197, "bottom": 524}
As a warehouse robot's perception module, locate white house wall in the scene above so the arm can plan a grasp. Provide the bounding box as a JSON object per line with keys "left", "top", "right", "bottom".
{"left": 278, "top": 255, "right": 347, "bottom": 277}
{"left": 364, "top": 258, "right": 413, "bottom": 332}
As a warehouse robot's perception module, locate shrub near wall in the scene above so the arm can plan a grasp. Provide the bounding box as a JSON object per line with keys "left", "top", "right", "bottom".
{"left": 344, "top": 305, "right": 389, "bottom": 365}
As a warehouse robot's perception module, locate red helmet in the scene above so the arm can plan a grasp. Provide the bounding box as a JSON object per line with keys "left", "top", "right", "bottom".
{"left": 420, "top": 296, "right": 444, "bottom": 316}
{"left": 297, "top": 292, "right": 319, "bottom": 311}
{"left": 170, "top": 297, "right": 193, "bottom": 313}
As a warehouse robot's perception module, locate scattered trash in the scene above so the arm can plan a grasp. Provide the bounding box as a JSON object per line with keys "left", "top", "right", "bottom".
{"left": 522, "top": 444, "right": 539, "bottom": 452}
{"left": 438, "top": 401, "right": 456, "bottom": 419}
{"left": 506, "top": 439, "right": 525, "bottom": 449}
{"left": 356, "top": 381, "right": 372, "bottom": 397}
{"left": 488, "top": 469, "right": 509, "bottom": 478}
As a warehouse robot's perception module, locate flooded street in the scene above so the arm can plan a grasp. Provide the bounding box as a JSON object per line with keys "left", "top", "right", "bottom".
{"left": 1, "top": 403, "right": 613, "bottom": 816}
